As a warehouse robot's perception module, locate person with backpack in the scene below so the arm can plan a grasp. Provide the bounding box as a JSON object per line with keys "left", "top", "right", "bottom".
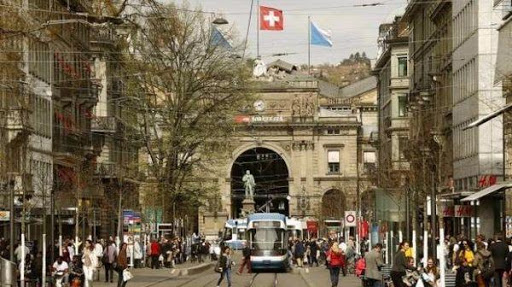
{"left": 473, "top": 242, "right": 494, "bottom": 287}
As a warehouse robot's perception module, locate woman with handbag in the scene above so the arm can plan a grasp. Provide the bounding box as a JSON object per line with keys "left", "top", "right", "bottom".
{"left": 216, "top": 246, "right": 234, "bottom": 287}
{"left": 326, "top": 242, "right": 344, "bottom": 287}
{"left": 82, "top": 240, "right": 98, "bottom": 287}
{"left": 117, "top": 243, "right": 130, "bottom": 287}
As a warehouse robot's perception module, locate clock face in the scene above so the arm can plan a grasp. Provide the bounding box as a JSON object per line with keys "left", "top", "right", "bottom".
{"left": 254, "top": 100, "right": 265, "bottom": 112}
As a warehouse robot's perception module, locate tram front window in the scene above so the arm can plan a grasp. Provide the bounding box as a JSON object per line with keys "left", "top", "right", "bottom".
{"left": 223, "top": 228, "right": 233, "bottom": 241}
{"left": 249, "top": 229, "right": 284, "bottom": 250}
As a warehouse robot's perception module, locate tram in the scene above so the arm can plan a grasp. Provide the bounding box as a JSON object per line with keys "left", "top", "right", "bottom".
{"left": 247, "top": 213, "right": 288, "bottom": 271}
{"left": 221, "top": 218, "right": 247, "bottom": 250}
{"left": 286, "top": 217, "right": 304, "bottom": 240}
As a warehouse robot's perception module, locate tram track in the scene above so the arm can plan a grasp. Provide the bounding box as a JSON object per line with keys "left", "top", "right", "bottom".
{"left": 247, "top": 272, "right": 281, "bottom": 287}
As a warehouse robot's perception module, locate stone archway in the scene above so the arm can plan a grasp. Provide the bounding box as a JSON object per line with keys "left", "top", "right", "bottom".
{"left": 230, "top": 147, "right": 289, "bottom": 218}
{"left": 321, "top": 189, "right": 346, "bottom": 219}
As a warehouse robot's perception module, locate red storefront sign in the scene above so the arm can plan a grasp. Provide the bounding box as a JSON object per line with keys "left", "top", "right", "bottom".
{"left": 478, "top": 175, "right": 497, "bottom": 188}
{"left": 454, "top": 205, "right": 473, "bottom": 217}
{"left": 441, "top": 205, "right": 455, "bottom": 217}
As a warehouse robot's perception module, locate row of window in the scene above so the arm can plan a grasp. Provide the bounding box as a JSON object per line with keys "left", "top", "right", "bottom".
{"left": 29, "top": 39, "right": 51, "bottom": 83}
{"left": 30, "top": 160, "right": 52, "bottom": 192}
{"left": 453, "top": 0, "right": 476, "bottom": 48}
{"left": 453, "top": 58, "right": 477, "bottom": 104}
{"left": 326, "top": 150, "right": 376, "bottom": 174}
{"left": 29, "top": 94, "right": 52, "bottom": 138}
{"left": 453, "top": 122, "right": 477, "bottom": 160}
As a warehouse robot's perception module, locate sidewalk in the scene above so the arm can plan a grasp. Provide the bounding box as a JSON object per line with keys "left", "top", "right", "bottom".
{"left": 92, "top": 259, "right": 214, "bottom": 287}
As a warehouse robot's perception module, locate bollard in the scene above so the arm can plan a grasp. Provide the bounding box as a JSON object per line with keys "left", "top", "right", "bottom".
{"left": 0, "top": 257, "right": 17, "bottom": 286}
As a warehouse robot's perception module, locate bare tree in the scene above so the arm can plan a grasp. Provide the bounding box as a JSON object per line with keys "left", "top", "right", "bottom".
{"left": 122, "top": 2, "right": 252, "bottom": 221}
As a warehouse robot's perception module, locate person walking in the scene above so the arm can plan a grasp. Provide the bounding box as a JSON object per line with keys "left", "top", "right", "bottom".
{"left": 390, "top": 241, "right": 411, "bottom": 287}
{"left": 82, "top": 240, "right": 98, "bottom": 287}
{"left": 133, "top": 239, "right": 143, "bottom": 268}
{"left": 216, "top": 246, "right": 234, "bottom": 287}
{"left": 326, "top": 242, "right": 344, "bottom": 287}
{"left": 489, "top": 234, "right": 508, "bottom": 287}
{"left": 237, "top": 242, "right": 251, "bottom": 275}
{"left": 295, "top": 239, "right": 305, "bottom": 268}
{"left": 150, "top": 239, "right": 161, "bottom": 269}
{"left": 365, "top": 243, "right": 384, "bottom": 287}
{"left": 309, "top": 239, "right": 319, "bottom": 267}
{"left": 473, "top": 242, "right": 494, "bottom": 287}
{"left": 103, "top": 240, "right": 116, "bottom": 283}
{"left": 116, "top": 243, "right": 129, "bottom": 287}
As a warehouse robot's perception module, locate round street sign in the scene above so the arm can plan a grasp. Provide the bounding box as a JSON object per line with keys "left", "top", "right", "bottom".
{"left": 346, "top": 214, "right": 355, "bottom": 224}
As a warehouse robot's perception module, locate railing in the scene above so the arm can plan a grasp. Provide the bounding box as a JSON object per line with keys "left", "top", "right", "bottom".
{"left": 91, "top": 116, "right": 117, "bottom": 133}
{"left": 95, "top": 162, "right": 117, "bottom": 177}
{"left": 90, "top": 27, "right": 116, "bottom": 45}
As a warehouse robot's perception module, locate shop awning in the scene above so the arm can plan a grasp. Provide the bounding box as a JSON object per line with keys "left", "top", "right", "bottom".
{"left": 463, "top": 102, "right": 512, "bottom": 130}
{"left": 495, "top": 19, "right": 512, "bottom": 84}
{"left": 461, "top": 182, "right": 512, "bottom": 202}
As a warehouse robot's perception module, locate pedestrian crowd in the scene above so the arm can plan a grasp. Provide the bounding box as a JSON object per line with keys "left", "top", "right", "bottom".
{"left": 0, "top": 232, "right": 217, "bottom": 287}
{"left": 353, "top": 233, "right": 512, "bottom": 287}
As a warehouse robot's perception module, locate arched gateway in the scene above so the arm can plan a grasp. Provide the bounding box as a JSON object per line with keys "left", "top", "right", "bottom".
{"left": 230, "top": 148, "right": 289, "bottom": 218}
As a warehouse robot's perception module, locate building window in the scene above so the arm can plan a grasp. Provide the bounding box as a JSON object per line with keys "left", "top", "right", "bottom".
{"left": 327, "top": 150, "right": 340, "bottom": 173}
{"left": 398, "top": 56, "right": 408, "bottom": 77}
{"left": 363, "top": 151, "right": 376, "bottom": 173}
{"left": 398, "top": 95, "right": 408, "bottom": 117}
{"left": 327, "top": 128, "right": 341, "bottom": 135}
{"left": 398, "top": 137, "right": 408, "bottom": 160}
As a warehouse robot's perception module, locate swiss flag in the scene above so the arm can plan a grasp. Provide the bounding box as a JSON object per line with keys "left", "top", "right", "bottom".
{"left": 260, "top": 6, "right": 283, "bottom": 30}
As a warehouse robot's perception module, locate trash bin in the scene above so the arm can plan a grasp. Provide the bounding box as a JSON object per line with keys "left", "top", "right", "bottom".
{"left": 0, "top": 257, "right": 17, "bottom": 286}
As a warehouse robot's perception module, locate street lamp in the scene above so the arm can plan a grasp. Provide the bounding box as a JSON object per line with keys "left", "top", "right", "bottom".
{"left": 212, "top": 18, "right": 229, "bottom": 25}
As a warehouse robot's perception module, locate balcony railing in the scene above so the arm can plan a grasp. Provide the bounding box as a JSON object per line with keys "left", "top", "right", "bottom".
{"left": 90, "top": 27, "right": 116, "bottom": 46}
{"left": 91, "top": 116, "right": 117, "bottom": 133}
{"left": 95, "top": 162, "right": 117, "bottom": 178}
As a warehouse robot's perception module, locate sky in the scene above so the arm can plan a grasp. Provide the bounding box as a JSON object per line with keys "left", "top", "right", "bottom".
{"left": 164, "top": 0, "right": 407, "bottom": 65}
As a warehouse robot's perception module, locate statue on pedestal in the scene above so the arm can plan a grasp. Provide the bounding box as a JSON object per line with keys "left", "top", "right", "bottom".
{"left": 242, "top": 170, "right": 255, "bottom": 200}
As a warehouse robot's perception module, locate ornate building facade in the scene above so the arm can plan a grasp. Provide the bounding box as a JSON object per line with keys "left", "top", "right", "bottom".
{"left": 199, "top": 63, "right": 377, "bottom": 237}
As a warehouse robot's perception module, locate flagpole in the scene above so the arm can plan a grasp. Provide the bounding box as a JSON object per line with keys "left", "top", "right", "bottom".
{"left": 308, "top": 16, "right": 311, "bottom": 75}
{"left": 257, "top": 0, "right": 260, "bottom": 58}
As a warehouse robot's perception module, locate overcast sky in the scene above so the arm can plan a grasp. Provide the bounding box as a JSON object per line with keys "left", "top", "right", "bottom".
{"left": 165, "top": 0, "right": 407, "bottom": 65}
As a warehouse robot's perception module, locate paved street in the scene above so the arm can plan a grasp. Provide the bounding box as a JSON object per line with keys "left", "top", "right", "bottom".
{"left": 92, "top": 265, "right": 362, "bottom": 287}
{"left": 89, "top": 253, "right": 363, "bottom": 287}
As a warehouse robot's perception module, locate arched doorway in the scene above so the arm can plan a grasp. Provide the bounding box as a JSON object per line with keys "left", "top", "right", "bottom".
{"left": 321, "top": 189, "right": 346, "bottom": 219}
{"left": 231, "top": 148, "right": 289, "bottom": 218}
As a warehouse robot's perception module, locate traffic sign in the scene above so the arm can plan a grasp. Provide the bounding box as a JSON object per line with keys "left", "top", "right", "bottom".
{"left": 345, "top": 211, "right": 356, "bottom": 227}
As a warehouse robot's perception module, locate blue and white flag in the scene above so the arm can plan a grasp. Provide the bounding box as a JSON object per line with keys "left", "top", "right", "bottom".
{"left": 310, "top": 21, "right": 333, "bottom": 47}
{"left": 211, "top": 26, "right": 233, "bottom": 50}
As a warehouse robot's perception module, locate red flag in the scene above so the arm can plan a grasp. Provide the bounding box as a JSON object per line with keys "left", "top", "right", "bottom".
{"left": 260, "top": 6, "right": 283, "bottom": 30}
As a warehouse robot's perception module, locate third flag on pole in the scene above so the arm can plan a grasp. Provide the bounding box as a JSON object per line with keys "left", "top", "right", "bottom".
{"left": 310, "top": 21, "right": 333, "bottom": 47}
{"left": 260, "top": 6, "right": 284, "bottom": 30}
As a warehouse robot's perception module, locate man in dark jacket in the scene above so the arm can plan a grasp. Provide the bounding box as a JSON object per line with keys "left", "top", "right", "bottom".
{"left": 309, "top": 239, "right": 319, "bottom": 267}
{"left": 237, "top": 242, "right": 251, "bottom": 274}
{"left": 489, "top": 234, "right": 508, "bottom": 287}
{"left": 294, "top": 239, "right": 305, "bottom": 268}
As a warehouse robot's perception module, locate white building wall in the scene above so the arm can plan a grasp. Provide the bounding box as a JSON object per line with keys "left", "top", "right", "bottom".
{"left": 452, "top": 0, "right": 503, "bottom": 188}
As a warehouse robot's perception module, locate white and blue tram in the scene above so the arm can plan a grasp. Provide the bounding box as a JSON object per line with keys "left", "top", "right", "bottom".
{"left": 247, "top": 213, "right": 288, "bottom": 271}
{"left": 221, "top": 218, "right": 247, "bottom": 250}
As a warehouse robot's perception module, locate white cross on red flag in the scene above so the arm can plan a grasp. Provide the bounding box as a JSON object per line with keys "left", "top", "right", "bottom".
{"left": 260, "top": 6, "right": 283, "bottom": 31}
